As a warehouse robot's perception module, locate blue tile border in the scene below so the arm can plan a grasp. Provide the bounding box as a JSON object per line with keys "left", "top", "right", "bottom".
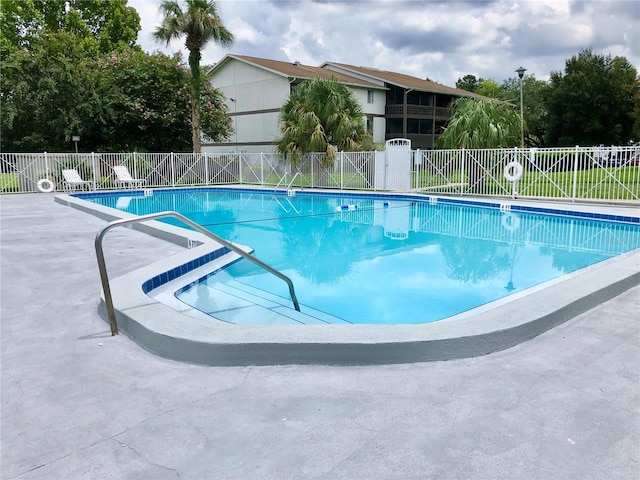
{"left": 506, "top": 204, "right": 639, "bottom": 224}
{"left": 291, "top": 190, "right": 639, "bottom": 224}
{"left": 73, "top": 186, "right": 640, "bottom": 226}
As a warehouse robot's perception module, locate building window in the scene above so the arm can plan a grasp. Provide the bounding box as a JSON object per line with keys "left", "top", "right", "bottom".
{"left": 386, "top": 118, "right": 403, "bottom": 134}
{"left": 407, "top": 118, "right": 419, "bottom": 134}
{"left": 367, "top": 90, "right": 374, "bottom": 104}
{"left": 406, "top": 119, "right": 433, "bottom": 135}
{"left": 366, "top": 116, "right": 373, "bottom": 133}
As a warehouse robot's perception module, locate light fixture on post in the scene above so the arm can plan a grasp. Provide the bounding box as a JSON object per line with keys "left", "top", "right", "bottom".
{"left": 515, "top": 66, "right": 526, "bottom": 148}
{"left": 72, "top": 135, "right": 80, "bottom": 154}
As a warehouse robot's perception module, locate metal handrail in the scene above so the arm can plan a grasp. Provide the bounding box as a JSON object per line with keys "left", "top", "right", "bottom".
{"left": 95, "top": 211, "right": 301, "bottom": 336}
{"left": 286, "top": 172, "right": 302, "bottom": 190}
{"left": 273, "top": 171, "right": 290, "bottom": 191}
{"left": 273, "top": 171, "right": 302, "bottom": 191}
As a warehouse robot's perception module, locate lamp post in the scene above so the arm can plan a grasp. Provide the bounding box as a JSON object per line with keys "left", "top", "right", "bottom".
{"left": 515, "top": 66, "right": 526, "bottom": 148}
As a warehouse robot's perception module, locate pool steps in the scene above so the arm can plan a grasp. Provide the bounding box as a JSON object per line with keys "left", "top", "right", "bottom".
{"left": 150, "top": 248, "right": 349, "bottom": 326}
{"left": 208, "top": 279, "right": 350, "bottom": 325}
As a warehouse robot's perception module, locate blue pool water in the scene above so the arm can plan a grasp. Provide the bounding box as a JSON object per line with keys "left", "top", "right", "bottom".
{"left": 85, "top": 189, "right": 640, "bottom": 325}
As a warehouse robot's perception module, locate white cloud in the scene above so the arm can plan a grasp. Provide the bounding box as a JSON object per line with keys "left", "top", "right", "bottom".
{"left": 231, "top": 20, "right": 269, "bottom": 46}
{"left": 130, "top": 0, "right": 640, "bottom": 86}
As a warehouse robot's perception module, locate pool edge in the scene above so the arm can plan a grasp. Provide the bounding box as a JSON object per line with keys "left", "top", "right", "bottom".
{"left": 102, "top": 253, "right": 639, "bottom": 366}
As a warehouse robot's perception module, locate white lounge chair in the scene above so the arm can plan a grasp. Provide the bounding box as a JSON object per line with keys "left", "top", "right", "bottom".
{"left": 113, "top": 165, "right": 145, "bottom": 189}
{"left": 62, "top": 169, "right": 93, "bottom": 191}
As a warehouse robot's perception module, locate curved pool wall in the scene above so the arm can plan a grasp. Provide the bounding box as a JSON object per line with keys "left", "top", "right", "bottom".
{"left": 55, "top": 188, "right": 640, "bottom": 366}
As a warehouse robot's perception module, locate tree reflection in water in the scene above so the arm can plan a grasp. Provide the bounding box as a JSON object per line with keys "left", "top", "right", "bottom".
{"left": 439, "top": 236, "right": 512, "bottom": 283}
{"left": 538, "top": 246, "right": 609, "bottom": 273}
{"left": 277, "top": 204, "right": 371, "bottom": 286}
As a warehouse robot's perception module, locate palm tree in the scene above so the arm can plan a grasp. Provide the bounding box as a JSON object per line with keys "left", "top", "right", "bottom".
{"left": 275, "top": 77, "right": 371, "bottom": 168}
{"left": 437, "top": 97, "right": 521, "bottom": 150}
{"left": 437, "top": 97, "right": 522, "bottom": 191}
{"left": 153, "top": 0, "right": 233, "bottom": 153}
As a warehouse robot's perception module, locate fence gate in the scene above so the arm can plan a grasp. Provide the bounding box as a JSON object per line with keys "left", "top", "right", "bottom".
{"left": 375, "top": 138, "right": 412, "bottom": 191}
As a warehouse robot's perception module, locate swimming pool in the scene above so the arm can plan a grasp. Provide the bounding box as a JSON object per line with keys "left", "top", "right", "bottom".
{"left": 57, "top": 187, "right": 640, "bottom": 365}
{"left": 81, "top": 188, "right": 640, "bottom": 326}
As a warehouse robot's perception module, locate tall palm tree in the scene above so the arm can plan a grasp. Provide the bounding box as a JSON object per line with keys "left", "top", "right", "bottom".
{"left": 153, "top": 0, "right": 233, "bottom": 153}
{"left": 275, "top": 77, "right": 371, "bottom": 168}
{"left": 437, "top": 97, "right": 522, "bottom": 191}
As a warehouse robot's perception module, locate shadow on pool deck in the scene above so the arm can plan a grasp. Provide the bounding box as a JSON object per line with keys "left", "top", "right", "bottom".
{"left": 1, "top": 192, "right": 639, "bottom": 479}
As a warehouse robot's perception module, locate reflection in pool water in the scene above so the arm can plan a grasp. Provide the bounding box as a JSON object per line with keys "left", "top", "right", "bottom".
{"left": 90, "top": 190, "right": 640, "bottom": 324}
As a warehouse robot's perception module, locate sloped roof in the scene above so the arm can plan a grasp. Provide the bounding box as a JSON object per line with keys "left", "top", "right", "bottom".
{"left": 323, "top": 62, "right": 480, "bottom": 97}
{"left": 215, "top": 54, "right": 385, "bottom": 89}
{"left": 209, "top": 54, "right": 478, "bottom": 98}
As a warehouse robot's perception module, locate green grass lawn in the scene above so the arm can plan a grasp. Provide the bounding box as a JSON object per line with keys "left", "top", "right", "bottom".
{"left": 520, "top": 167, "right": 639, "bottom": 199}
{"left": 413, "top": 166, "right": 639, "bottom": 200}
{"left": 0, "top": 173, "right": 19, "bottom": 192}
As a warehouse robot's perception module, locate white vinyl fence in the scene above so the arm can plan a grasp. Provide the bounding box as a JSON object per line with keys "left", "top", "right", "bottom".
{"left": 1, "top": 145, "right": 638, "bottom": 203}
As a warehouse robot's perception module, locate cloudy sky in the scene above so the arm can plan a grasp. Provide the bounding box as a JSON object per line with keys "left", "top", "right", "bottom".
{"left": 129, "top": 0, "right": 640, "bottom": 87}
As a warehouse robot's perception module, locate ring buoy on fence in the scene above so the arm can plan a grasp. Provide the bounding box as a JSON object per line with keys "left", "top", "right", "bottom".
{"left": 504, "top": 161, "right": 523, "bottom": 182}
{"left": 501, "top": 212, "right": 520, "bottom": 232}
{"left": 36, "top": 178, "right": 55, "bottom": 193}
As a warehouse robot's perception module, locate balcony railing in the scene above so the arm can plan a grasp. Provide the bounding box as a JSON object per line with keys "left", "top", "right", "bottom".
{"left": 385, "top": 105, "right": 450, "bottom": 118}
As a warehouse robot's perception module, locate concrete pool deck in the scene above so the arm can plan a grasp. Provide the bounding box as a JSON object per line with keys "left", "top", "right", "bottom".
{"left": 1, "top": 192, "right": 639, "bottom": 479}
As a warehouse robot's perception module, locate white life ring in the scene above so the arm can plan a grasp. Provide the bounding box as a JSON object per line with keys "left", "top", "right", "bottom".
{"left": 501, "top": 212, "right": 520, "bottom": 232}
{"left": 36, "top": 178, "right": 55, "bottom": 193}
{"left": 504, "top": 161, "right": 523, "bottom": 182}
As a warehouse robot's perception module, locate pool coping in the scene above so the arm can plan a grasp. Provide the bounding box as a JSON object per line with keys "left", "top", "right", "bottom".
{"left": 55, "top": 188, "right": 640, "bottom": 366}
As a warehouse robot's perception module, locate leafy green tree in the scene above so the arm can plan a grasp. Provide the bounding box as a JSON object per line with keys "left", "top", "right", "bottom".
{"left": 0, "top": 0, "right": 40, "bottom": 59}
{"left": 199, "top": 82, "right": 235, "bottom": 146}
{"left": 499, "top": 76, "right": 550, "bottom": 147}
{"left": 545, "top": 48, "right": 638, "bottom": 146}
{"left": 64, "top": 0, "right": 141, "bottom": 53}
{"left": 1, "top": 30, "right": 105, "bottom": 152}
{"left": 456, "top": 75, "right": 500, "bottom": 98}
{"left": 633, "top": 75, "right": 640, "bottom": 142}
{"left": 456, "top": 74, "right": 482, "bottom": 93}
{"left": 1, "top": 0, "right": 233, "bottom": 153}
{"left": 476, "top": 78, "right": 501, "bottom": 98}
{"left": 275, "top": 77, "right": 371, "bottom": 167}
{"left": 153, "top": 0, "right": 234, "bottom": 153}
{"left": 1, "top": 40, "right": 233, "bottom": 152}
{"left": 96, "top": 49, "right": 233, "bottom": 151}
{"left": 0, "top": 0, "right": 140, "bottom": 60}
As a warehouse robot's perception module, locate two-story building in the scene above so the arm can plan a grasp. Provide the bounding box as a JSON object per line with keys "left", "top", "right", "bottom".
{"left": 204, "top": 54, "right": 477, "bottom": 153}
